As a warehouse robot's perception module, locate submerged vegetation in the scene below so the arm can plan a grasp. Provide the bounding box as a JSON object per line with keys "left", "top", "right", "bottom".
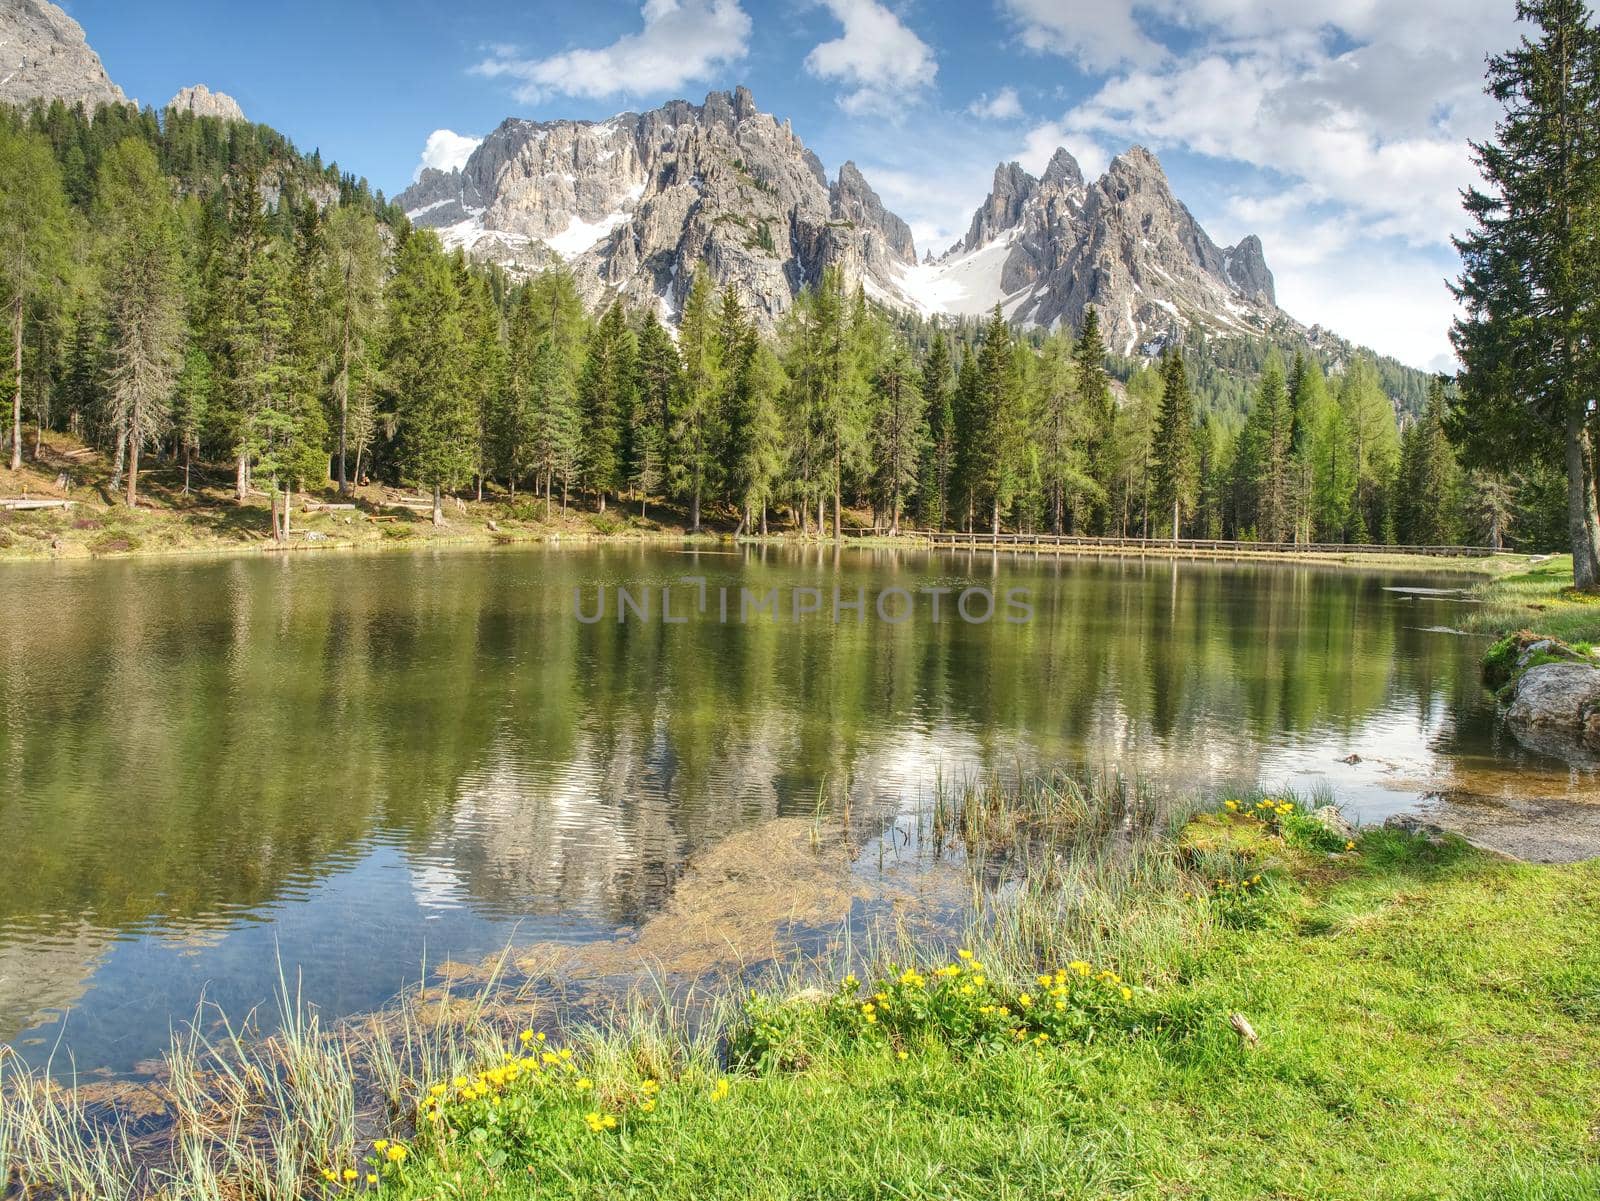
{"left": 4, "top": 774, "right": 1597, "bottom": 1199}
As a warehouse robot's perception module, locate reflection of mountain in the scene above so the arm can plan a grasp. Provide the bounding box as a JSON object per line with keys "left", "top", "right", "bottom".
{"left": 0, "top": 548, "right": 1549, "bottom": 1061}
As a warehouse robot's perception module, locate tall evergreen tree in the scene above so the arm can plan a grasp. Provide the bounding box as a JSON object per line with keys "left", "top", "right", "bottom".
{"left": 1452, "top": 0, "right": 1600, "bottom": 585}
{"left": 383, "top": 231, "right": 475, "bottom": 526}
{"left": 1073, "top": 307, "right": 1113, "bottom": 532}
{"left": 673, "top": 271, "right": 721, "bottom": 532}
{"left": 1151, "top": 350, "right": 1196, "bottom": 540}
{"left": 917, "top": 332, "right": 954, "bottom": 530}
{"left": 322, "top": 206, "right": 383, "bottom": 494}
{"left": 96, "top": 139, "right": 185, "bottom": 508}
{"left": 870, "top": 341, "right": 924, "bottom": 536}
{"left": 0, "top": 125, "right": 70, "bottom": 472}
{"left": 578, "top": 299, "right": 634, "bottom": 510}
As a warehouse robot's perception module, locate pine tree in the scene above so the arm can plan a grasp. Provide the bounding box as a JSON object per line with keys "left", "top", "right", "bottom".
{"left": 96, "top": 139, "right": 186, "bottom": 508}
{"left": 917, "top": 332, "right": 954, "bottom": 530}
{"left": 1073, "top": 307, "right": 1113, "bottom": 532}
{"left": 0, "top": 125, "right": 70, "bottom": 472}
{"left": 383, "top": 231, "right": 475, "bottom": 526}
{"left": 1151, "top": 350, "right": 1196, "bottom": 540}
{"left": 968, "top": 307, "right": 1024, "bottom": 534}
{"left": 630, "top": 310, "right": 678, "bottom": 518}
{"left": 871, "top": 341, "right": 924, "bottom": 535}
{"left": 323, "top": 206, "right": 383, "bottom": 494}
{"left": 1452, "top": 0, "right": 1600, "bottom": 585}
{"left": 1396, "top": 377, "right": 1460, "bottom": 545}
{"left": 673, "top": 271, "right": 721, "bottom": 532}
{"left": 577, "top": 300, "right": 633, "bottom": 511}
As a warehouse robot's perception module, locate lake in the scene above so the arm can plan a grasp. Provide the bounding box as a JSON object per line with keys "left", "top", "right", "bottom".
{"left": 0, "top": 544, "right": 1585, "bottom": 1075}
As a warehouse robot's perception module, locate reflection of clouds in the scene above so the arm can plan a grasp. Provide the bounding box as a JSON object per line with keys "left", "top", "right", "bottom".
{"left": 0, "top": 922, "right": 113, "bottom": 1045}
{"left": 406, "top": 859, "right": 469, "bottom": 914}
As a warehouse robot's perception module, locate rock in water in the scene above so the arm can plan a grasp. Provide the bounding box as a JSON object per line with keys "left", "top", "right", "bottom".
{"left": 1504, "top": 662, "right": 1600, "bottom": 757}
{"left": 167, "top": 83, "right": 246, "bottom": 123}
{"left": 0, "top": 0, "right": 126, "bottom": 110}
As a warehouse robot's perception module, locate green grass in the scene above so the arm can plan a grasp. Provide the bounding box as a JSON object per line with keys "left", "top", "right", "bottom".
{"left": 1468, "top": 554, "right": 1600, "bottom": 644}
{"left": 370, "top": 816, "right": 1600, "bottom": 1201}
{"left": 7, "top": 786, "right": 1598, "bottom": 1200}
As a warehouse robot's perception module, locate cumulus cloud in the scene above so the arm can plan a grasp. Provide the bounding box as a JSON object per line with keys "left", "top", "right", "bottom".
{"left": 413, "top": 129, "right": 482, "bottom": 180}
{"left": 998, "top": 0, "right": 1519, "bottom": 364}
{"left": 1016, "top": 121, "right": 1109, "bottom": 182}
{"left": 472, "top": 0, "right": 751, "bottom": 103}
{"left": 804, "top": 0, "right": 937, "bottom": 116}
{"left": 968, "top": 87, "right": 1023, "bottom": 121}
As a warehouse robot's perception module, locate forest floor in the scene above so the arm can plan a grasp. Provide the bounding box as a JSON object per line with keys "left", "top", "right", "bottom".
{"left": 0, "top": 434, "right": 1537, "bottom": 575}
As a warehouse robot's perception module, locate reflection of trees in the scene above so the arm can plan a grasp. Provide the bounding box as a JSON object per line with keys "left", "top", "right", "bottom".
{"left": 0, "top": 546, "right": 1487, "bottom": 1040}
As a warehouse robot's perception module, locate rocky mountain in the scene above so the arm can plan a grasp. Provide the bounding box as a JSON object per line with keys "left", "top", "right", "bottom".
{"left": 397, "top": 86, "right": 917, "bottom": 326}
{"left": 167, "top": 83, "right": 246, "bottom": 123}
{"left": 896, "top": 145, "right": 1285, "bottom": 354}
{"left": 0, "top": 0, "right": 125, "bottom": 111}
{"left": 400, "top": 89, "right": 1288, "bottom": 351}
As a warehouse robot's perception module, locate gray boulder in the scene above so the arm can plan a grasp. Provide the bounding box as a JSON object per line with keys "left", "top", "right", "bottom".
{"left": 1307, "top": 805, "right": 1355, "bottom": 841}
{"left": 1505, "top": 662, "right": 1600, "bottom": 750}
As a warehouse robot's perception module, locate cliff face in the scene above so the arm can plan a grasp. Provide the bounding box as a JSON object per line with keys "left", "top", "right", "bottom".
{"left": 398, "top": 88, "right": 1286, "bottom": 348}
{"left": 903, "top": 145, "right": 1283, "bottom": 353}
{"left": 0, "top": 0, "right": 125, "bottom": 111}
{"left": 396, "top": 87, "right": 915, "bottom": 326}
{"left": 167, "top": 83, "right": 246, "bottom": 123}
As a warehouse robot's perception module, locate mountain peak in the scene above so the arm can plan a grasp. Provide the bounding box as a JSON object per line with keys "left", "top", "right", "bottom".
{"left": 0, "top": 0, "right": 126, "bottom": 111}
{"left": 1042, "top": 147, "right": 1084, "bottom": 190}
{"left": 168, "top": 83, "right": 246, "bottom": 123}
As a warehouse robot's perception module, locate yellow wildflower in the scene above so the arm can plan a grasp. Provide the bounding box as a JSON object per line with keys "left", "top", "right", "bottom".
{"left": 711, "top": 1079, "right": 730, "bottom": 1102}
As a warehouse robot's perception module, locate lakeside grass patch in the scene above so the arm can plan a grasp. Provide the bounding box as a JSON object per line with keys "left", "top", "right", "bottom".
{"left": 5, "top": 785, "right": 1598, "bottom": 1199}
{"left": 1469, "top": 554, "right": 1600, "bottom": 644}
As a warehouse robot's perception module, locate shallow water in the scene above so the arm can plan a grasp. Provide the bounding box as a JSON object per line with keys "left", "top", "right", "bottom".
{"left": 0, "top": 543, "right": 1590, "bottom": 1074}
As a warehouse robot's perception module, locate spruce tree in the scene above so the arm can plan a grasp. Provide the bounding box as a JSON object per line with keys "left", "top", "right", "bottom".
{"left": 1151, "top": 350, "right": 1196, "bottom": 540}
{"left": 1452, "top": 0, "right": 1600, "bottom": 585}
{"left": 673, "top": 271, "right": 721, "bottom": 532}
{"left": 577, "top": 300, "right": 633, "bottom": 511}
{"left": 383, "top": 231, "right": 475, "bottom": 526}
{"left": 0, "top": 125, "right": 70, "bottom": 472}
{"left": 96, "top": 139, "right": 185, "bottom": 508}
{"left": 871, "top": 341, "right": 924, "bottom": 535}
{"left": 1073, "top": 307, "right": 1113, "bottom": 532}
{"left": 918, "top": 332, "right": 954, "bottom": 530}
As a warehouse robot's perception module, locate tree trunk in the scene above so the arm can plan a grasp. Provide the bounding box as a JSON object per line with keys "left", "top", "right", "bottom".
{"left": 833, "top": 449, "right": 842, "bottom": 541}
{"left": 690, "top": 486, "right": 701, "bottom": 534}
{"left": 432, "top": 483, "right": 445, "bottom": 528}
{"left": 991, "top": 497, "right": 1001, "bottom": 536}
{"left": 337, "top": 306, "right": 351, "bottom": 495}
{"left": 283, "top": 488, "right": 292, "bottom": 538}
{"left": 236, "top": 452, "right": 249, "bottom": 502}
{"left": 1173, "top": 496, "right": 1180, "bottom": 544}
{"left": 126, "top": 433, "right": 139, "bottom": 508}
{"left": 1567, "top": 406, "right": 1600, "bottom": 589}
{"left": 10, "top": 285, "right": 23, "bottom": 472}
{"left": 760, "top": 502, "right": 768, "bottom": 536}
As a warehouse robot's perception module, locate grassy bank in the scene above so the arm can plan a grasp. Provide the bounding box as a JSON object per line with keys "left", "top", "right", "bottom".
{"left": 4, "top": 779, "right": 1597, "bottom": 1199}
{"left": 1465, "top": 554, "right": 1600, "bottom": 645}
{"left": 1, "top": 436, "right": 1530, "bottom": 573}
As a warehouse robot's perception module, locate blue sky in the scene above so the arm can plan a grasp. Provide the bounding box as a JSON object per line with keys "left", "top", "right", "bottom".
{"left": 62, "top": 0, "right": 1525, "bottom": 369}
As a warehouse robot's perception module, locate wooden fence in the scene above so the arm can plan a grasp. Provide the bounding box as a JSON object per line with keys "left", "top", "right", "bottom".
{"left": 898, "top": 530, "right": 1509, "bottom": 558}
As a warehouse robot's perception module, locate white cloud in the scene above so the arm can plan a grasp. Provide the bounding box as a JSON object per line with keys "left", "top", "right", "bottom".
{"left": 413, "top": 129, "right": 482, "bottom": 180}
{"left": 999, "top": 0, "right": 1521, "bottom": 365}
{"left": 999, "top": 0, "right": 1163, "bottom": 68}
{"left": 1017, "top": 121, "right": 1109, "bottom": 182}
{"left": 472, "top": 0, "right": 751, "bottom": 103}
{"left": 968, "top": 87, "right": 1023, "bottom": 121}
{"left": 804, "top": 0, "right": 937, "bottom": 116}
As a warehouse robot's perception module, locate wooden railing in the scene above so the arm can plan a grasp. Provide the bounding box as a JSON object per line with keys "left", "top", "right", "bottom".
{"left": 896, "top": 531, "right": 1509, "bottom": 558}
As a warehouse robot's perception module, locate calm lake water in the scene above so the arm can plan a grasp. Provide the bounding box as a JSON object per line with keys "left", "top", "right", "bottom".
{"left": 0, "top": 544, "right": 1587, "bottom": 1074}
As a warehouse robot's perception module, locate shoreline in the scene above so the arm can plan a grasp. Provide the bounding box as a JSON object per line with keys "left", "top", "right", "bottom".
{"left": 0, "top": 517, "right": 1531, "bottom": 576}
{"left": 5, "top": 780, "right": 1596, "bottom": 1200}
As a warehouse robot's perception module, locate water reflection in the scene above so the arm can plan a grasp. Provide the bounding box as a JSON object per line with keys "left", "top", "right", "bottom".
{"left": 0, "top": 545, "right": 1589, "bottom": 1073}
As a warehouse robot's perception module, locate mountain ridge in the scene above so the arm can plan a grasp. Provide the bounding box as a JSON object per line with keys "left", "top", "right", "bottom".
{"left": 396, "top": 87, "right": 1288, "bottom": 356}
